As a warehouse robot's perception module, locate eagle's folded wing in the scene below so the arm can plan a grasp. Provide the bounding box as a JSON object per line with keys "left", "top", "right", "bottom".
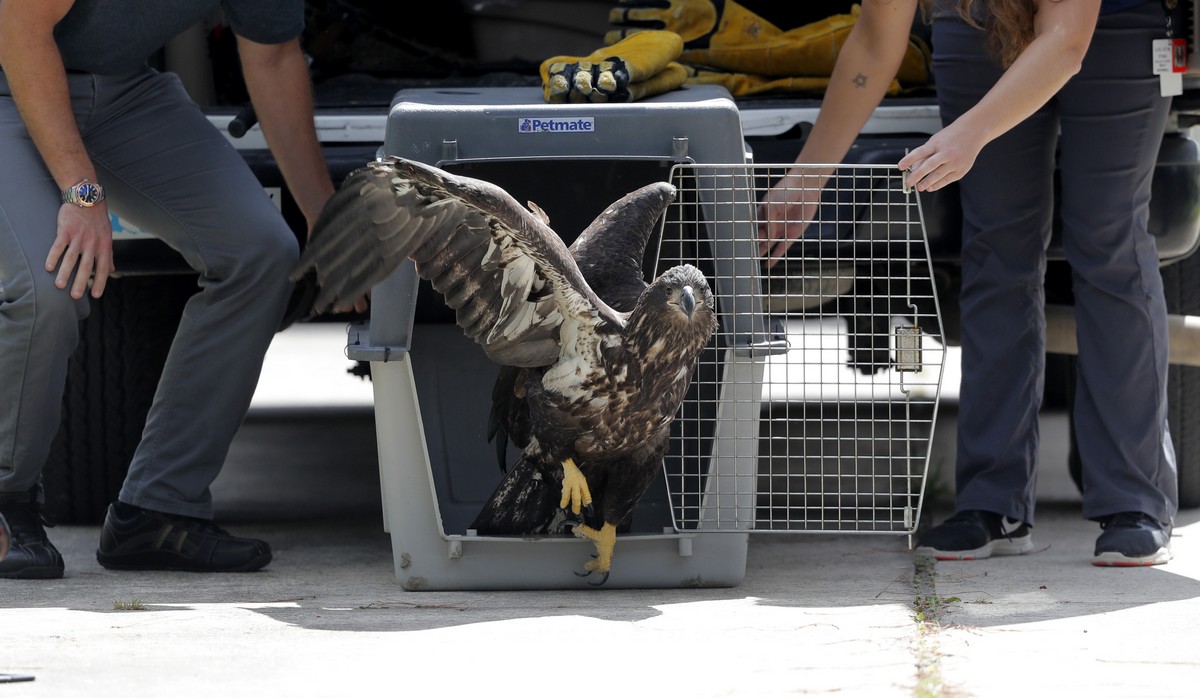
{"left": 292, "top": 156, "right": 623, "bottom": 368}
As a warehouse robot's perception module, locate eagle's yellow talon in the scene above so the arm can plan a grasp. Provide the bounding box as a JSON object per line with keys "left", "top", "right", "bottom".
{"left": 559, "top": 457, "right": 592, "bottom": 515}
{"left": 571, "top": 521, "right": 617, "bottom": 576}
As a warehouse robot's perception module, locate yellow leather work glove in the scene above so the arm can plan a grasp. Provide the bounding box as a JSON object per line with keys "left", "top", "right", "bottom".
{"left": 606, "top": 1, "right": 932, "bottom": 88}
{"left": 540, "top": 30, "right": 686, "bottom": 103}
{"left": 682, "top": 64, "right": 904, "bottom": 98}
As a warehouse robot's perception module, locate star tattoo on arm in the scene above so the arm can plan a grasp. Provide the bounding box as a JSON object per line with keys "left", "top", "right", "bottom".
{"left": 853, "top": 73, "right": 868, "bottom": 88}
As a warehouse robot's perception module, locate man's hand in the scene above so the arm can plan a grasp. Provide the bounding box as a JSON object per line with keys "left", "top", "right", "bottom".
{"left": 46, "top": 202, "right": 114, "bottom": 299}
{"left": 758, "top": 167, "right": 834, "bottom": 269}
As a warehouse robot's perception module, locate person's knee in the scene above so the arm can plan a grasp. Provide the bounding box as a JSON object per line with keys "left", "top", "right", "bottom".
{"left": 219, "top": 218, "right": 300, "bottom": 290}
{"left": 251, "top": 222, "right": 301, "bottom": 276}
{"left": 8, "top": 271, "right": 90, "bottom": 343}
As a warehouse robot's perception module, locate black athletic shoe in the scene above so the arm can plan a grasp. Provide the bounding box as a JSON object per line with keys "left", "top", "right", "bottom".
{"left": 0, "top": 512, "right": 9, "bottom": 560}
{"left": 0, "top": 500, "right": 65, "bottom": 579}
{"left": 1093, "top": 512, "right": 1171, "bottom": 567}
{"left": 914, "top": 510, "right": 1033, "bottom": 560}
{"left": 96, "top": 503, "right": 271, "bottom": 572}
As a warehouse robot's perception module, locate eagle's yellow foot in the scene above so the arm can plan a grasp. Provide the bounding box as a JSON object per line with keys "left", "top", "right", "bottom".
{"left": 559, "top": 457, "right": 593, "bottom": 516}
{"left": 571, "top": 522, "right": 617, "bottom": 586}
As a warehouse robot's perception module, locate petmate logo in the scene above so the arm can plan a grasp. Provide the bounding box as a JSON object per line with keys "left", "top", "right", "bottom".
{"left": 519, "top": 116, "right": 595, "bottom": 134}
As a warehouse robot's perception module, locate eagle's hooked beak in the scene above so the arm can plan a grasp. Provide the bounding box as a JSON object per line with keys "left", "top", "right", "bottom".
{"left": 679, "top": 285, "right": 697, "bottom": 319}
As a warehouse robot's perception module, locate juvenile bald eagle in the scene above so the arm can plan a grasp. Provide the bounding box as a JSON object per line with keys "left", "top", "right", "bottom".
{"left": 292, "top": 156, "right": 718, "bottom": 584}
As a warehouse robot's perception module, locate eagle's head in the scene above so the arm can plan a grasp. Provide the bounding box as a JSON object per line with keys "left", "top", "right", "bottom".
{"left": 628, "top": 264, "right": 719, "bottom": 354}
{"left": 661, "top": 264, "right": 716, "bottom": 323}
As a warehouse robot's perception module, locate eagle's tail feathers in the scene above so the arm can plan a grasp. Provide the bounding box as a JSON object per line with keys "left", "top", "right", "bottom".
{"left": 469, "top": 458, "right": 561, "bottom": 535}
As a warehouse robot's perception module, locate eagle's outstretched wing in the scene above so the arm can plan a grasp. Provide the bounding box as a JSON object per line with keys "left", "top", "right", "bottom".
{"left": 292, "top": 156, "right": 628, "bottom": 368}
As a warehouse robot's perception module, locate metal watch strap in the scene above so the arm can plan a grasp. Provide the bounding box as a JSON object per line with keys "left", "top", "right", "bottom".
{"left": 61, "top": 179, "right": 104, "bottom": 207}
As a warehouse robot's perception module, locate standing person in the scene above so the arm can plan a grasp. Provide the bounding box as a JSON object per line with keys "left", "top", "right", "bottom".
{"left": 0, "top": 0, "right": 343, "bottom": 578}
{"left": 761, "top": 0, "right": 1177, "bottom": 565}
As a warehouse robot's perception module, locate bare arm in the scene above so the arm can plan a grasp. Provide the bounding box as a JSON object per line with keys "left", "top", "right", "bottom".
{"left": 0, "top": 0, "right": 115, "bottom": 299}
{"left": 759, "top": 0, "right": 918, "bottom": 266}
{"left": 761, "top": 0, "right": 1100, "bottom": 266}
{"left": 236, "top": 36, "right": 334, "bottom": 233}
{"left": 794, "top": 0, "right": 919, "bottom": 166}
{"left": 236, "top": 35, "right": 363, "bottom": 312}
{"left": 898, "top": 0, "right": 1100, "bottom": 190}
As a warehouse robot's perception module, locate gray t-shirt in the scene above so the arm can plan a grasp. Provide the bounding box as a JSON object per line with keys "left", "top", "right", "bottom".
{"left": 53, "top": 0, "right": 304, "bottom": 75}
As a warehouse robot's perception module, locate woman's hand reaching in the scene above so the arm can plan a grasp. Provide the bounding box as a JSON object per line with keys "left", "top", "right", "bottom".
{"left": 757, "top": 166, "right": 834, "bottom": 269}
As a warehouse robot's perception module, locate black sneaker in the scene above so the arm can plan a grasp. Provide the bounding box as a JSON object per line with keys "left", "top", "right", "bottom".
{"left": 0, "top": 500, "right": 65, "bottom": 579}
{"left": 96, "top": 503, "right": 271, "bottom": 572}
{"left": 914, "top": 510, "right": 1033, "bottom": 560}
{"left": 1093, "top": 512, "right": 1171, "bottom": 567}
{"left": 0, "top": 513, "right": 9, "bottom": 560}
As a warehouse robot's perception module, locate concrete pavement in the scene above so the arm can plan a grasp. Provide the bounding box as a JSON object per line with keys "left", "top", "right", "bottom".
{"left": 3, "top": 325, "right": 1199, "bottom": 696}
{"left": 4, "top": 408, "right": 1198, "bottom": 697}
{"left": 929, "top": 511, "right": 1200, "bottom": 697}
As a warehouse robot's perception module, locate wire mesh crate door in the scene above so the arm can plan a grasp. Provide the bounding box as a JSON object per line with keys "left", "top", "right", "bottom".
{"left": 657, "top": 165, "right": 770, "bottom": 533}
{"left": 659, "top": 163, "right": 947, "bottom": 536}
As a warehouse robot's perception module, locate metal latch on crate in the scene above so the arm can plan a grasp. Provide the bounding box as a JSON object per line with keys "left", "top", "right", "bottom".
{"left": 734, "top": 316, "right": 791, "bottom": 358}
{"left": 894, "top": 326, "right": 923, "bottom": 372}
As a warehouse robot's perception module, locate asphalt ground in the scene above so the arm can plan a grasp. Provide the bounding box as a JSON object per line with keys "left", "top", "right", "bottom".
{"left": 2, "top": 324, "right": 1198, "bottom": 697}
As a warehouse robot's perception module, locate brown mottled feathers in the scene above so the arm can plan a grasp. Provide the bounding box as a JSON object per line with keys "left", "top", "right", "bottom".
{"left": 485, "top": 178, "right": 677, "bottom": 471}
{"left": 293, "top": 156, "right": 670, "bottom": 368}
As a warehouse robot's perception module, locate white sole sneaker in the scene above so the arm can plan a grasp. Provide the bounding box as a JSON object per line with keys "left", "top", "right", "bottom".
{"left": 1092, "top": 546, "right": 1171, "bottom": 567}
{"left": 915, "top": 535, "right": 1033, "bottom": 561}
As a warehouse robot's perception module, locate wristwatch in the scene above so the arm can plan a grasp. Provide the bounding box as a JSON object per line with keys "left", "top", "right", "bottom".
{"left": 61, "top": 179, "right": 105, "bottom": 207}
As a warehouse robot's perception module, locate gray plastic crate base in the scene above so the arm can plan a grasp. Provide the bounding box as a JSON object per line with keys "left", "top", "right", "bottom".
{"left": 368, "top": 348, "right": 749, "bottom": 591}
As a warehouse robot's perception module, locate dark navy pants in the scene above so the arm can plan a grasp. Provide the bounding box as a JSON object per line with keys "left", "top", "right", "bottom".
{"left": 935, "top": 1, "right": 1178, "bottom": 526}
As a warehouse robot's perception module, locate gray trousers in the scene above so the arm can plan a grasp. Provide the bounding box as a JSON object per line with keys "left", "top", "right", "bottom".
{"left": 935, "top": 1, "right": 1179, "bottom": 526}
{"left": 0, "top": 69, "right": 298, "bottom": 518}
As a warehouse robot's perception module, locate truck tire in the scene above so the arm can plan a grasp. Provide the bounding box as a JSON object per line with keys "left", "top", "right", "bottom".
{"left": 1162, "top": 253, "right": 1200, "bottom": 508}
{"left": 1066, "top": 252, "right": 1200, "bottom": 509}
{"left": 42, "top": 275, "right": 197, "bottom": 524}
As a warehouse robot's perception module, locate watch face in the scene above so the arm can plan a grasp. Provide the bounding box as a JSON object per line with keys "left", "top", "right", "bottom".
{"left": 77, "top": 182, "right": 101, "bottom": 205}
